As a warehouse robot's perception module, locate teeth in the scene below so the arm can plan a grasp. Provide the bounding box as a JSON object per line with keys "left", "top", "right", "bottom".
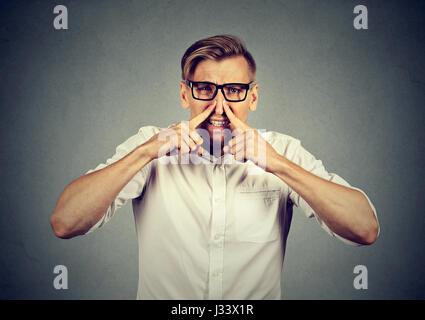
{"left": 209, "top": 119, "right": 229, "bottom": 127}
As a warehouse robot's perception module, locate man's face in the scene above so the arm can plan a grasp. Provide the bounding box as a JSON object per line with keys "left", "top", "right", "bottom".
{"left": 180, "top": 56, "right": 258, "bottom": 146}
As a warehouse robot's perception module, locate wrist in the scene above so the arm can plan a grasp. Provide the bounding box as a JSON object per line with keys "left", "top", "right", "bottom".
{"left": 135, "top": 141, "right": 156, "bottom": 163}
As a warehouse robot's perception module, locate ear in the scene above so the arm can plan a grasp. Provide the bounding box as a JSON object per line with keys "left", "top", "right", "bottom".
{"left": 180, "top": 81, "right": 190, "bottom": 109}
{"left": 248, "top": 83, "right": 259, "bottom": 111}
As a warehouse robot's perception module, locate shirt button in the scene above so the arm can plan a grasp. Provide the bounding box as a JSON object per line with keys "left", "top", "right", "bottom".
{"left": 214, "top": 233, "right": 221, "bottom": 240}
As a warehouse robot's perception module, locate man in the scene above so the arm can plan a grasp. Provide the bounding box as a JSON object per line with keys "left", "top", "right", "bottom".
{"left": 50, "top": 35, "right": 379, "bottom": 299}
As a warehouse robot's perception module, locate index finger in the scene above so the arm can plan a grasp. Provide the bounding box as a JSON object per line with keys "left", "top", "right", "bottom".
{"left": 222, "top": 100, "right": 246, "bottom": 130}
{"left": 189, "top": 101, "right": 217, "bottom": 129}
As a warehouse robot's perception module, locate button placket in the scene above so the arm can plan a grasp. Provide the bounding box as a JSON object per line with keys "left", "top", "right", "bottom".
{"left": 207, "top": 164, "right": 226, "bottom": 300}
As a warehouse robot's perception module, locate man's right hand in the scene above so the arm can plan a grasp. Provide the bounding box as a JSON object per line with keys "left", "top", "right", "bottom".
{"left": 144, "top": 101, "right": 217, "bottom": 160}
{"left": 50, "top": 103, "right": 218, "bottom": 238}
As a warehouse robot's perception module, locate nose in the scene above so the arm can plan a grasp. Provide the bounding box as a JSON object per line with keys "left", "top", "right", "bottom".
{"left": 214, "top": 90, "right": 226, "bottom": 115}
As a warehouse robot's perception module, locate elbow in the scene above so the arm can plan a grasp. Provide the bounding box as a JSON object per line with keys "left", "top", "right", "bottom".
{"left": 50, "top": 213, "right": 73, "bottom": 239}
{"left": 359, "top": 217, "right": 379, "bottom": 245}
{"left": 357, "top": 193, "right": 379, "bottom": 245}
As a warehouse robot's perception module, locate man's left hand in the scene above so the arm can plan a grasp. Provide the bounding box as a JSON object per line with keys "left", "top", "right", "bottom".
{"left": 222, "top": 101, "right": 281, "bottom": 172}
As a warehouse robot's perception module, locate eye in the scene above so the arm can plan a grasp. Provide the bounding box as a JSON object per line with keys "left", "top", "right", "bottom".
{"left": 195, "top": 84, "right": 214, "bottom": 92}
{"left": 228, "top": 87, "right": 241, "bottom": 93}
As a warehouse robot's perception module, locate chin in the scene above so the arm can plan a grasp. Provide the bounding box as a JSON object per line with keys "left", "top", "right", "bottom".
{"left": 209, "top": 128, "right": 231, "bottom": 146}
{"left": 211, "top": 136, "right": 225, "bottom": 146}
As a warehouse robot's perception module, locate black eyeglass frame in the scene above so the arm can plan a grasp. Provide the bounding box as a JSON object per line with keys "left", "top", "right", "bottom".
{"left": 185, "top": 80, "right": 256, "bottom": 102}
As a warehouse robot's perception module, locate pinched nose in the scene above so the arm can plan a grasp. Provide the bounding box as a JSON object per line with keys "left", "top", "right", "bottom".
{"left": 213, "top": 91, "right": 227, "bottom": 115}
{"left": 214, "top": 102, "right": 224, "bottom": 115}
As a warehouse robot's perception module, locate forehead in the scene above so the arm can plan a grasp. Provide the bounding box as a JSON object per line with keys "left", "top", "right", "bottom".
{"left": 192, "top": 56, "right": 251, "bottom": 83}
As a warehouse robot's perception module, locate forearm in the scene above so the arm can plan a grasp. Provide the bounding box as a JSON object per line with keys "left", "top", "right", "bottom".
{"left": 50, "top": 143, "right": 152, "bottom": 239}
{"left": 269, "top": 154, "right": 379, "bottom": 245}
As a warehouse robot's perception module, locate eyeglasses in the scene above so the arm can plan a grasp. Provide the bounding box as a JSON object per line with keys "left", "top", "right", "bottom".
{"left": 185, "top": 80, "right": 256, "bottom": 102}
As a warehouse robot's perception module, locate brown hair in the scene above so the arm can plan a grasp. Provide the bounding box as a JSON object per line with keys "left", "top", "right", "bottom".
{"left": 181, "top": 34, "right": 256, "bottom": 81}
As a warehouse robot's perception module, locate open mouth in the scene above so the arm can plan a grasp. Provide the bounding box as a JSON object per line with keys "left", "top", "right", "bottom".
{"left": 207, "top": 118, "right": 229, "bottom": 127}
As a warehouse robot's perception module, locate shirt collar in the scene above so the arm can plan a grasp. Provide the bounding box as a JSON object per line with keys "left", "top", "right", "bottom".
{"left": 199, "top": 148, "right": 234, "bottom": 165}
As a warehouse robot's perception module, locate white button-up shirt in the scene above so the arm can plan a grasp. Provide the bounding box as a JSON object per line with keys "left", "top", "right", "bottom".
{"left": 85, "top": 125, "right": 379, "bottom": 300}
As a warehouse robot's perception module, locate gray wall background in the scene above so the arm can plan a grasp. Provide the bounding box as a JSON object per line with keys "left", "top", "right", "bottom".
{"left": 1, "top": 0, "right": 424, "bottom": 299}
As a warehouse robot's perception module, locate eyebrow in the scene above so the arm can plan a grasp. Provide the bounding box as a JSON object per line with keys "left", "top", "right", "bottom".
{"left": 194, "top": 81, "right": 250, "bottom": 84}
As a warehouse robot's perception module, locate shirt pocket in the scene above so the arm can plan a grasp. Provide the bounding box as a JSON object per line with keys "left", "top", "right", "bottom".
{"left": 233, "top": 188, "right": 281, "bottom": 242}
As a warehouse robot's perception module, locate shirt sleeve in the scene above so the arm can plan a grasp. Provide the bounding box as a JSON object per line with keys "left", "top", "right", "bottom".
{"left": 84, "top": 126, "right": 159, "bottom": 234}
{"left": 279, "top": 136, "right": 380, "bottom": 246}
